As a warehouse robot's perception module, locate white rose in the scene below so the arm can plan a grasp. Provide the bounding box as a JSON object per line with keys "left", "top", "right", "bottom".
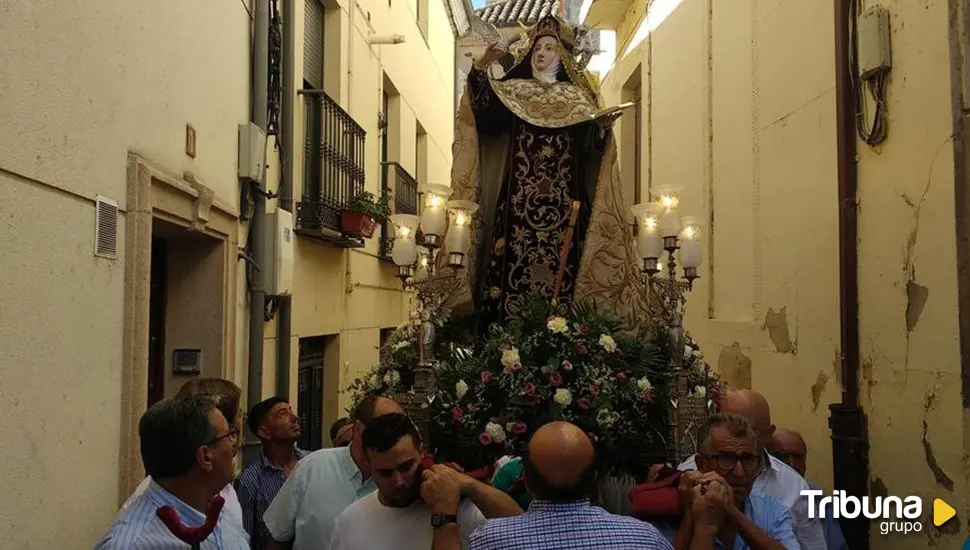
{"left": 637, "top": 377, "right": 653, "bottom": 391}
{"left": 547, "top": 316, "right": 568, "bottom": 333}
{"left": 485, "top": 421, "right": 507, "bottom": 443}
{"left": 455, "top": 380, "right": 469, "bottom": 399}
{"left": 693, "top": 385, "right": 707, "bottom": 398}
{"left": 554, "top": 388, "right": 573, "bottom": 406}
{"left": 599, "top": 334, "right": 617, "bottom": 353}
{"left": 506, "top": 422, "right": 516, "bottom": 433}
{"left": 368, "top": 374, "right": 382, "bottom": 389}
{"left": 501, "top": 348, "right": 521, "bottom": 368}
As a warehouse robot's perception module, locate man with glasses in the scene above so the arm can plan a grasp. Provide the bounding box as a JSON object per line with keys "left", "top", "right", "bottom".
{"left": 679, "top": 390, "right": 825, "bottom": 549}
{"left": 671, "top": 413, "right": 798, "bottom": 550}
{"left": 236, "top": 396, "right": 306, "bottom": 549}
{"left": 96, "top": 395, "right": 248, "bottom": 548}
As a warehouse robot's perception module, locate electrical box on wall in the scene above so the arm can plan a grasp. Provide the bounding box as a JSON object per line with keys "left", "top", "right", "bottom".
{"left": 265, "top": 209, "right": 294, "bottom": 296}
{"left": 858, "top": 6, "right": 891, "bottom": 79}
{"left": 238, "top": 123, "right": 266, "bottom": 182}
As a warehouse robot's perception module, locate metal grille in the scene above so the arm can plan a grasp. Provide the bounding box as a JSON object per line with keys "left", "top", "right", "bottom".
{"left": 304, "top": 0, "right": 324, "bottom": 89}
{"left": 297, "top": 90, "right": 366, "bottom": 234}
{"left": 297, "top": 336, "right": 327, "bottom": 451}
{"left": 94, "top": 196, "right": 118, "bottom": 259}
{"left": 379, "top": 162, "right": 420, "bottom": 257}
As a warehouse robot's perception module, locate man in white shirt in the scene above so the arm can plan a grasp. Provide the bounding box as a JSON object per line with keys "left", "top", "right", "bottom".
{"left": 263, "top": 396, "right": 404, "bottom": 550}
{"left": 678, "top": 389, "right": 826, "bottom": 550}
{"left": 330, "top": 413, "right": 523, "bottom": 550}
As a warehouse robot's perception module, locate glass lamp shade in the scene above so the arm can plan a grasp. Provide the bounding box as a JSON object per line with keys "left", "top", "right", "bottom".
{"left": 654, "top": 184, "right": 683, "bottom": 238}
{"left": 419, "top": 184, "right": 453, "bottom": 237}
{"left": 444, "top": 200, "right": 478, "bottom": 255}
{"left": 679, "top": 216, "right": 702, "bottom": 268}
{"left": 389, "top": 214, "right": 420, "bottom": 240}
{"left": 392, "top": 238, "right": 418, "bottom": 267}
{"left": 413, "top": 246, "right": 430, "bottom": 281}
{"left": 630, "top": 202, "right": 663, "bottom": 260}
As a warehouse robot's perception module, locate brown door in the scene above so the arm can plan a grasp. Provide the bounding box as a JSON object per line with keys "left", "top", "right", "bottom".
{"left": 148, "top": 238, "right": 167, "bottom": 406}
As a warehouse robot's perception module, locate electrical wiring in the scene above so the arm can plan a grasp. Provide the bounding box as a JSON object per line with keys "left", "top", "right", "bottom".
{"left": 847, "top": 0, "right": 888, "bottom": 145}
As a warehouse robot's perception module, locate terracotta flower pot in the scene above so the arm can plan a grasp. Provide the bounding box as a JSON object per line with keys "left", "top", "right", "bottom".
{"left": 340, "top": 210, "right": 377, "bottom": 238}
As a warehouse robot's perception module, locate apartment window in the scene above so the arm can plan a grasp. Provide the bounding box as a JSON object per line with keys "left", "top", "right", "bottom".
{"left": 304, "top": 0, "right": 325, "bottom": 89}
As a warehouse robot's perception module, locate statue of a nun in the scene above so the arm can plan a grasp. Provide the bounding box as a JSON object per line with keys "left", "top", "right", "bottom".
{"left": 446, "top": 15, "right": 664, "bottom": 334}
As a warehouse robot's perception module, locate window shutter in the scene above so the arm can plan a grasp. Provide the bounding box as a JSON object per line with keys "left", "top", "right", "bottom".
{"left": 304, "top": 0, "right": 324, "bottom": 89}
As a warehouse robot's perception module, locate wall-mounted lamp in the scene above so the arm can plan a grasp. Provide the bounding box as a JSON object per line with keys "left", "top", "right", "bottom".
{"left": 368, "top": 34, "right": 406, "bottom": 45}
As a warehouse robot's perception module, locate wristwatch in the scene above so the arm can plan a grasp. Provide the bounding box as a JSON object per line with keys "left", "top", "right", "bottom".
{"left": 430, "top": 513, "right": 458, "bottom": 528}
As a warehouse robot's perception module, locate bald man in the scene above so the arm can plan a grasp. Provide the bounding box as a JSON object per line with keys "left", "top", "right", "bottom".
{"left": 679, "top": 390, "right": 826, "bottom": 550}
{"left": 265, "top": 396, "right": 405, "bottom": 550}
{"left": 467, "top": 421, "right": 673, "bottom": 550}
{"left": 769, "top": 429, "right": 847, "bottom": 550}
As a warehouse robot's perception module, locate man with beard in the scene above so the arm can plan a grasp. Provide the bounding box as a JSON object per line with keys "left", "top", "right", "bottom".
{"left": 329, "top": 413, "right": 522, "bottom": 550}
{"left": 236, "top": 397, "right": 306, "bottom": 549}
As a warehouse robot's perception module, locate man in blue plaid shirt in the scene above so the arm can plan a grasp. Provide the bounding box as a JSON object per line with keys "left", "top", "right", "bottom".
{"left": 466, "top": 421, "right": 674, "bottom": 550}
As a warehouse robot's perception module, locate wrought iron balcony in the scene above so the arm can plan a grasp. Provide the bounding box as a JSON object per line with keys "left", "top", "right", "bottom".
{"left": 379, "top": 162, "right": 421, "bottom": 258}
{"left": 296, "top": 89, "right": 367, "bottom": 247}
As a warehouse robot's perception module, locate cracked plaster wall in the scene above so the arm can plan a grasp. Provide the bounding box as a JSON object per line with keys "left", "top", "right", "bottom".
{"left": 601, "top": 0, "right": 965, "bottom": 546}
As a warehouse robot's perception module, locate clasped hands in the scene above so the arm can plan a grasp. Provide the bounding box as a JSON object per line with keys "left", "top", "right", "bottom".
{"left": 420, "top": 464, "right": 473, "bottom": 515}
{"left": 679, "top": 471, "right": 739, "bottom": 530}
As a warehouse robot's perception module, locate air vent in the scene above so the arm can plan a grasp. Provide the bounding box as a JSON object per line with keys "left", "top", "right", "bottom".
{"left": 172, "top": 349, "right": 203, "bottom": 375}
{"left": 94, "top": 196, "right": 118, "bottom": 259}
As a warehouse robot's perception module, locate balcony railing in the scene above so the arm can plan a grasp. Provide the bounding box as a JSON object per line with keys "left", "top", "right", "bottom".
{"left": 379, "top": 162, "right": 420, "bottom": 258}
{"left": 296, "top": 89, "right": 367, "bottom": 247}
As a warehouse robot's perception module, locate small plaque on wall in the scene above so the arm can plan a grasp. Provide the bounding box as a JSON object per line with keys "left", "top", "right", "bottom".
{"left": 173, "top": 349, "right": 203, "bottom": 375}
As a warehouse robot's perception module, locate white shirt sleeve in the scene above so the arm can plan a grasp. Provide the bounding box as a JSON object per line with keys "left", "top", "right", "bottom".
{"left": 262, "top": 463, "right": 308, "bottom": 542}
{"left": 457, "top": 499, "right": 488, "bottom": 545}
{"left": 329, "top": 513, "right": 347, "bottom": 550}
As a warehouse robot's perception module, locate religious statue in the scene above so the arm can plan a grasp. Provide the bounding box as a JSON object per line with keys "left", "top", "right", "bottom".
{"left": 447, "top": 15, "right": 663, "bottom": 334}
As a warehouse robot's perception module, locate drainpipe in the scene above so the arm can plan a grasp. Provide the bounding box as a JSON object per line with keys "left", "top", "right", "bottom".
{"left": 276, "top": 0, "right": 296, "bottom": 400}
{"left": 245, "top": 0, "right": 270, "bottom": 468}
{"left": 829, "top": 1, "right": 869, "bottom": 549}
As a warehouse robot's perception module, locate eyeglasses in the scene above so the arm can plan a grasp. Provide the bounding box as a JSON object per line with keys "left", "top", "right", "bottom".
{"left": 703, "top": 452, "right": 762, "bottom": 472}
{"left": 207, "top": 427, "right": 239, "bottom": 446}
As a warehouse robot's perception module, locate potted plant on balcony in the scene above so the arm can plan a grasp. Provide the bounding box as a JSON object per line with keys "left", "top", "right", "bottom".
{"left": 341, "top": 191, "right": 391, "bottom": 239}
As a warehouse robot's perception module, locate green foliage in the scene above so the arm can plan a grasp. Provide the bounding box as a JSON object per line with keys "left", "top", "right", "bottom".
{"left": 344, "top": 190, "right": 391, "bottom": 222}
{"left": 347, "top": 295, "right": 721, "bottom": 481}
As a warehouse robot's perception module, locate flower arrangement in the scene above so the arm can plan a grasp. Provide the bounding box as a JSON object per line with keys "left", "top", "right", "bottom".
{"left": 348, "top": 296, "right": 720, "bottom": 481}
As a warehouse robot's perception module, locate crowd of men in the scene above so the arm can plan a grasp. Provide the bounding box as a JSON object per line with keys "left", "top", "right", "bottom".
{"left": 94, "top": 379, "right": 846, "bottom": 550}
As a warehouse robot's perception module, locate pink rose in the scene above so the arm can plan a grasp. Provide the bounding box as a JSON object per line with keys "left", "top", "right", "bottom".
{"left": 589, "top": 384, "right": 600, "bottom": 396}
{"left": 616, "top": 372, "right": 627, "bottom": 381}
{"left": 549, "top": 372, "right": 563, "bottom": 387}
{"left": 579, "top": 325, "right": 590, "bottom": 335}
{"left": 511, "top": 362, "right": 523, "bottom": 372}
{"left": 642, "top": 389, "right": 652, "bottom": 401}
{"left": 481, "top": 371, "right": 494, "bottom": 384}
{"left": 562, "top": 360, "right": 574, "bottom": 371}
{"left": 524, "top": 383, "right": 536, "bottom": 396}
{"left": 513, "top": 422, "right": 528, "bottom": 434}
{"left": 577, "top": 397, "right": 591, "bottom": 409}
{"left": 575, "top": 344, "right": 588, "bottom": 355}
{"left": 451, "top": 406, "right": 463, "bottom": 422}
{"left": 479, "top": 432, "right": 493, "bottom": 445}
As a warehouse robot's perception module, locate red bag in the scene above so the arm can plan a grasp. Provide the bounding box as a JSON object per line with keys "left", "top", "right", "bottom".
{"left": 629, "top": 470, "right": 682, "bottom": 519}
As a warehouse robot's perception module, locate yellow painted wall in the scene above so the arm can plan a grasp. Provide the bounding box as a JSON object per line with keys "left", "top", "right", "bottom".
{"left": 0, "top": 0, "right": 252, "bottom": 546}
{"left": 600, "top": 0, "right": 965, "bottom": 546}
{"left": 262, "top": 0, "right": 454, "bottom": 437}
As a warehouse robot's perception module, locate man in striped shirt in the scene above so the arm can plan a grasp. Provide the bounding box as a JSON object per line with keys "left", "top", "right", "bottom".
{"left": 95, "top": 395, "right": 250, "bottom": 549}
{"left": 466, "top": 421, "right": 673, "bottom": 550}
{"left": 235, "top": 397, "right": 307, "bottom": 549}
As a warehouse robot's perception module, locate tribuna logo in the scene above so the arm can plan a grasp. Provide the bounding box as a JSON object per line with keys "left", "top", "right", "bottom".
{"left": 802, "top": 490, "right": 924, "bottom": 534}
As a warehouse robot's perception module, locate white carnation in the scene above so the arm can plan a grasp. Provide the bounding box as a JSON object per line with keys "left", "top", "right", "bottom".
{"left": 501, "top": 348, "right": 521, "bottom": 368}
{"left": 547, "top": 316, "right": 568, "bottom": 333}
{"left": 599, "top": 334, "right": 617, "bottom": 353}
{"left": 392, "top": 340, "right": 410, "bottom": 351}
{"left": 455, "top": 380, "right": 469, "bottom": 399}
{"left": 693, "top": 385, "right": 707, "bottom": 398}
{"left": 383, "top": 369, "right": 401, "bottom": 387}
{"left": 637, "top": 377, "right": 653, "bottom": 391}
{"left": 368, "top": 374, "right": 382, "bottom": 389}
{"left": 554, "top": 388, "right": 573, "bottom": 406}
{"left": 485, "top": 421, "right": 507, "bottom": 443}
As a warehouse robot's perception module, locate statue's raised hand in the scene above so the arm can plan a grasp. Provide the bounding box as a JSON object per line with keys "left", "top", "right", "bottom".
{"left": 475, "top": 42, "right": 507, "bottom": 69}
